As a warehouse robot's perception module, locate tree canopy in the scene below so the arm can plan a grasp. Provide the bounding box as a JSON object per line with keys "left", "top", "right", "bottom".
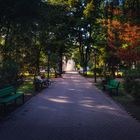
{"left": 0, "top": 0, "right": 140, "bottom": 87}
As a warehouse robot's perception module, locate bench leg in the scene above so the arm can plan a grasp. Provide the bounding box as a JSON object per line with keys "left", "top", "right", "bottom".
{"left": 22, "top": 94, "right": 25, "bottom": 104}
{"left": 103, "top": 85, "right": 105, "bottom": 91}
{"left": 41, "top": 83, "right": 43, "bottom": 89}
{"left": 116, "top": 89, "right": 119, "bottom": 96}
{"left": 34, "top": 83, "right": 40, "bottom": 91}
{"left": 14, "top": 99, "right": 17, "bottom": 106}
{"left": 3, "top": 103, "right": 7, "bottom": 115}
{"left": 109, "top": 88, "right": 112, "bottom": 95}
{"left": 49, "top": 80, "right": 51, "bottom": 86}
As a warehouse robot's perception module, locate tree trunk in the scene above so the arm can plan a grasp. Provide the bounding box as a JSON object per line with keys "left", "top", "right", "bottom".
{"left": 3, "top": 21, "right": 11, "bottom": 59}
{"left": 36, "top": 49, "right": 41, "bottom": 75}
{"left": 58, "top": 49, "right": 63, "bottom": 75}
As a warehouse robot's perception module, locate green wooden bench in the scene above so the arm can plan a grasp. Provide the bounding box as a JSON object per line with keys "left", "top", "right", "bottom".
{"left": 104, "top": 79, "right": 120, "bottom": 95}
{"left": 0, "top": 86, "right": 24, "bottom": 113}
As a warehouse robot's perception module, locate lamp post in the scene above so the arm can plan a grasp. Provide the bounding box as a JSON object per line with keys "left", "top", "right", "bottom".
{"left": 94, "top": 48, "right": 98, "bottom": 83}
{"left": 47, "top": 50, "right": 51, "bottom": 79}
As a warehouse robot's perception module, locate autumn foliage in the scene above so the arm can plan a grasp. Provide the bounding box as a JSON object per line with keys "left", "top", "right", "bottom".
{"left": 105, "top": 9, "right": 140, "bottom": 66}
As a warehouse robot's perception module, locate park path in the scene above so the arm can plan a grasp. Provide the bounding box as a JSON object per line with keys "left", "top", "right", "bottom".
{"left": 0, "top": 72, "right": 140, "bottom": 140}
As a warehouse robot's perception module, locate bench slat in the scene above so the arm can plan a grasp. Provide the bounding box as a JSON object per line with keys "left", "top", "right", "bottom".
{"left": 0, "top": 94, "right": 23, "bottom": 103}
{"left": 104, "top": 79, "right": 120, "bottom": 95}
{"left": 0, "top": 86, "right": 16, "bottom": 97}
{"left": 0, "top": 86, "right": 24, "bottom": 104}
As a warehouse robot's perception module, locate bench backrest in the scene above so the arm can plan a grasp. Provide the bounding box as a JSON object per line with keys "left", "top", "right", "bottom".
{"left": 0, "top": 86, "right": 16, "bottom": 98}
{"left": 109, "top": 80, "right": 120, "bottom": 88}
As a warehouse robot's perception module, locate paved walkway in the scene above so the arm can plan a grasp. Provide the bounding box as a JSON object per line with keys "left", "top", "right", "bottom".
{"left": 0, "top": 73, "right": 140, "bottom": 140}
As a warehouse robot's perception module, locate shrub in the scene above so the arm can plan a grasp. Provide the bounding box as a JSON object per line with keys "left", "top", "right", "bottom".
{"left": 124, "top": 67, "right": 140, "bottom": 101}
{"left": 0, "top": 59, "right": 19, "bottom": 88}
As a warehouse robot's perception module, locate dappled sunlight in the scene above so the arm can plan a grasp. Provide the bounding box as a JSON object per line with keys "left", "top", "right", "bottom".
{"left": 65, "top": 71, "right": 78, "bottom": 74}
{"left": 40, "top": 95, "right": 128, "bottom": 118}
{"left": 77, "top": 98, "right": 128, "bottom": 118}
{"left": 40, "top": 76, "right": 127, "bottom": 119}
{"left": 80, "top": 100, "right": 95, "bottom": 104}
{"left": 80, "top": 100, "right": 95, "bottom": 108}
{"left": 80, "top": 103, "right": 128, "bottom": 118}
{"left": 47, "top": 98, "right": 71, "bottom": 103}
{"left": 45, "top": 95, "right": 73, "bottom": 104}
{"left": 38, "top": 94, "right": 128, "bottom": 118}
{"left": 81, "top": 104, "right": 94, "bottom": 108}
{"left": 83, "top": 97, "right": 93, "bottom": 100}
{"left": 70, "top": 76, "right": 79, "bottom": 79}
{"left": 93, "top": 105, "right": 129, "bottom": 118}
{"left": 68, "top": 88, "right": 83, "bottom": 92}
{"left": 79, "top": 99, "right": 116, "bottom": 111}
{"left": 72, "top": 79, "right": 82, "bottom": 82}
{"left": 68, "top": 88, "right": 76, "bottom": 91}
{"left": 95, "top": 105, "right": 116, "bottom": 111}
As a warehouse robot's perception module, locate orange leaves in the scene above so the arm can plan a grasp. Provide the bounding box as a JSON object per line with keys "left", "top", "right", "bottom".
{"left": 107, "top": 19, "right": 140, "bottom": 48}
{"left": 118, "top": 46, "right": 140, "bottom": 62}
{"left": 102, "top": 4, "right": 140, "bottom": 64}
{"left": 106, "top": 19, "right": 140, "bottom": 44}
{"left": 122, "top": 23, "right": 140, "bottom": 45}
{"left": 105, "top": 18, "right": 140, "bottom": 62}
{"left": 113, "top": 8, "right": 122, "bottom": 16}
{"left": 111, "top": 20, "right": 121, "bottom": 27}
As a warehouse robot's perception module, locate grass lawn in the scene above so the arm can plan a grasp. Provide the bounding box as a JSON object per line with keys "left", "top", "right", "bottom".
{"left": 95, "top": 82, "right": 140, "bottom": 122}
{"left": 86, "top": 71, "right": 94, "bottom": 76}
{"left": 17, "top": 81, "right": 34, "bottom": 101}
{"left": 80, "top": 71, "right": 101, "bottom": 78}
{"left": 112, "top": 94, "right": 140, "bottom": 121}
{"left": 18, "top": 81, "right": 34, "bottom": 94}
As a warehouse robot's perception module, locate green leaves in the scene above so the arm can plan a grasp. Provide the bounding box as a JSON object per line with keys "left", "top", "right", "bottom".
{"left": 83, "top": 0, "right": 94, "bottom": 18}
{"left": 68, "top": 0, "right": 80, "bottom": 7}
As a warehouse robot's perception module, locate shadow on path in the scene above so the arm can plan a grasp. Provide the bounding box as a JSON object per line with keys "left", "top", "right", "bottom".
{"left": 0, "top": 73, "right": 140, "bottom": 140}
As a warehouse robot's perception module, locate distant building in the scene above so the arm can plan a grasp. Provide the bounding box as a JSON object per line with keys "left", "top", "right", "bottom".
{"left": 66, "top": 59, "right": 76, "bottom": 71}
